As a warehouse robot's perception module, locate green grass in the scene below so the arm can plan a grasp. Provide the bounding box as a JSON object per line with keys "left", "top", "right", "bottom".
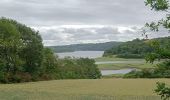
{"left": 95, "top": 57, "right": 159, "bottom": 70}
{"left": 95, "top": 57, "right": 144, "bottom": 62}
{"left": 98, "top": 63, "right": 157, "bottom": 70}
{"left": 0, "top": 79, "right": 169, "bottom": 100}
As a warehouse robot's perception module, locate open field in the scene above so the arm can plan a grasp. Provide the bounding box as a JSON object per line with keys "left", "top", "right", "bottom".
{"left": 0, "top": 79, "right": 169, "bottom": 100}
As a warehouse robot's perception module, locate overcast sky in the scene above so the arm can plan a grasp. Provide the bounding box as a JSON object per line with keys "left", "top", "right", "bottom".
{"left": 0, "top": 0, "right": 169, "bottom": 46}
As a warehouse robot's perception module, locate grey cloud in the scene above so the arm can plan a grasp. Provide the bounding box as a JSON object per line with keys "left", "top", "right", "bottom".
{"left": 40, "top": 25, "right": 169, "bottom": 46}
{"left": 0, "top": 0, "right": 165, "bottom": 26}
{"left": 0, "top": 0, "right": 169, "bottom": 46}
{"left": 40, "top": 26, "right": 141, "bottom": 46}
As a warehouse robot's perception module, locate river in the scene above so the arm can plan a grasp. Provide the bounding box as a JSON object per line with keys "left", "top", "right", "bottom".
{"left": 56, "top": 51, "right": 133, "bottom": 76}
{"left": 57, "top": 51, "right": 104, "bottom": 58}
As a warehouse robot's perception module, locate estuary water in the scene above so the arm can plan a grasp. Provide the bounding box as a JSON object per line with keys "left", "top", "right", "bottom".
{"left": 56, "top": 51, "right": 133, "bottom": 76}
{"left": 101, "top": 69, "right": 134, "bottom": 76}
{"left": 57, "top": 51, "right": 104, "bottom": 58}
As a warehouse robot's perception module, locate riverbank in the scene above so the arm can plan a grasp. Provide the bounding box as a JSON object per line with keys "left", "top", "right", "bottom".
{"left": 0, "top": 79, "right": 169, "bottom": 100}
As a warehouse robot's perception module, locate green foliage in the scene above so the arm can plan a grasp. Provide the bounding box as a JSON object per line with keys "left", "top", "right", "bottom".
{"left": 145, "top": 53, "right": 159, "bottom": 63}
{"left": 104, "top": 37, "right": 170, "bottom": 58}
{"left": 0, "top": 17, "right": 101, "bottom": 83}
{"left": 124, "top": 61, "right": 170, "bottom": 78}
{"left": 145, "top": 0, "right": 170, "bottom": 99}
{"left": 145, "top": 0, "right": 169, "bottom": 11}
{"left": 57, "top": 58, "right": 101, "bottom": 79}
{"left": 116, "top": 54, "right": 144, "bottom": 59}
{"left": 0, "top": 18, "right": 25, "bottom": 83}
{"left": 127, "top": 0, "right": 170, "bottom": 97}
{"left": 0, "top": 17, "right": 44, "bottom": 81}
{"left": 145, "top": 0, "right": 170, "bottom": 32}
{"left": 40, "top": 48, "right": 59, "bottom": 80}
{"left": 155, "top": 82, "right": 170, "bottom": 100}
{"left": 104, "top": 38, "right": 151, "bottom": 58}
{"left": 124, "top": 69, "right": 154, "bottom": 78}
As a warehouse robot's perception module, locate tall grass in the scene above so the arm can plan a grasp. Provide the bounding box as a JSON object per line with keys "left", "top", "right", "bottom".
{"left": 0, "top": 79, "right": 169, "bottom": 100}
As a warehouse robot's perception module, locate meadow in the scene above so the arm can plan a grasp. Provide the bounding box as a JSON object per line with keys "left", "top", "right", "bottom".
{"left": 97, "top": 63, "right": 156, "bottom": 70}
{"left": 95, "top": 57, "right": 159, "bottom": 70}
{"left": 0, "top": 79, "right": 169, "bottom": 100}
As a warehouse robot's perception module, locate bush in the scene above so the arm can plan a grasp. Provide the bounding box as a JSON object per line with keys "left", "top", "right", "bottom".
{"left": 57, "top": 58, "right": 101, "bottom": 79}
{"left": 124, "top": 69, "right": 154, "bottom": 78}
{"left": 124, "top": 61, "right": 170, "bottom": 78}
{"left": 155, "top": 82, "right": 170, "bottom": 100}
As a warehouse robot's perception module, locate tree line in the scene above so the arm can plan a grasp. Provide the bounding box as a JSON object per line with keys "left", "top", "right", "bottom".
{"left": 48, "top": 41, "right": 122, "bottom": 53}
{"left": 0, "top": 17, "right": 101, "bottom": 83}
{"left": 103, "top": 37, "right": 170, "bottom": 58}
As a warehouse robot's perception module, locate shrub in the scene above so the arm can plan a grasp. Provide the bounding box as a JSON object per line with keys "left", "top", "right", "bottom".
{"left": 155, "top": 82, "right": 170, "bottom": 100}
{"left": 57, "top": 58, "right": 101, "bottom": 79}
{"left": 116, "top": 53, "right": 144, "bottom": 59}
{"left": 124, "top": 61, "right": 170, "bottom": 78}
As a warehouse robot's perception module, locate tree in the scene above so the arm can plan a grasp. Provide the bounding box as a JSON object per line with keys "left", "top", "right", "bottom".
{"left": 41, "top": 48, "right": 58, "bottom": 80}
{"left": 0, "top": 17, "right": 44, "bottom": 82}
{"left": 144, "top": 0, "right": 170, "bottom": 68}
{"left": 145, "top": 0, "right": 170, "bottom": 32}
{"left": 144, "top": 0, "right": 170, "bottom": 99}
{"left": 4, "top": 18, "right": 44, "bottom": 78}
{"left": 0, "top": 18, "right": 23, "bottom": 82}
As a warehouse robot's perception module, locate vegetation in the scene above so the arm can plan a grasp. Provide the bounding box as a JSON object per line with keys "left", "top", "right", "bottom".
{"left": 103, "top": 37, "right": 170, "bottom": 58}
{"left": 155, "top": 82, "right": 170, "bottom": 100}
{"left": 0, "top": 79, "right": 169, "bottom": 100}
{"left": 104, "top": 38, "right": 151, "bottom": 58}
{"left": 140, "top": 0, "right": 170, "bottom": 99}
{"left": 97, "top": 63, "right": 156, "bottom": 70}
{"left": 95, "top": 56, "right": 157, "bottom": 70}
{"left": 48, "top": 41, "right": 122, "bottom": 53}
{"left": 102, "top": 74, "right": 124, "bottom": 78}
{"left": 0, "top": 17, "right": 101, "bottom": 83}
{"left": 124, "top": 61, "right": 170, "bottom": 78}
{"left": 0, "top": 17, "right": 44, "bottom": 83}
{"left": 124, "top": 0, "right": 170, "bottom": 78}
{"left": 57, "top": 57, "right": 101, "bottom": 79}
{"left": 143, "top": 0, "right": 170, "bottom": 66}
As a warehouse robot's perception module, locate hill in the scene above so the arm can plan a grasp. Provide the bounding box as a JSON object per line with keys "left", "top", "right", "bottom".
{"left": 103, "top": 36, "right": 170, "bottom": 58}
{"left": 48, "top": 41, "right": 122, "bottom": 53}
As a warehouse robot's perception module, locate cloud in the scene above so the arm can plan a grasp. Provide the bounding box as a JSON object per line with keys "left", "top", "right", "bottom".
{"left": 0, "top": 0, "right": 165, "bottom": 26}
{"left": 0, "top": 0, "right": 169, "bottom": 46}
{"left": 36, "top": 25, "right": 142, "bottom": 46}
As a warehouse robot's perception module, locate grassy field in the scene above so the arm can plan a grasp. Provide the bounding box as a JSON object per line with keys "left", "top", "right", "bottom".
{"left": 0, "top": 79, "right": 169, "bottom": 100}
{"left": 97, "top": 63, "right": 156, "bottom": 70}
{"left": 95, "top": 57, "right": 159, "bottom": 70}
{"left": 95, "top": 57, "right": 143, "bottom": 62}
{"left": 95, "top": 57, "right": 161, "bottom": 62}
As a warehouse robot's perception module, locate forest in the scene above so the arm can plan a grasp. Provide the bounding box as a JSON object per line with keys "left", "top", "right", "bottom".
{"left": 103, "top": 37, "right": 170, "bottom": 58}
{"left": 48, "top": 41, "right": 122, "bottom": 53}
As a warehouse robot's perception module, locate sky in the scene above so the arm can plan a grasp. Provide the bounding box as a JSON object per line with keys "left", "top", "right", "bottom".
{"left": 0, "top": 0, "right": 169, "bottom": 46}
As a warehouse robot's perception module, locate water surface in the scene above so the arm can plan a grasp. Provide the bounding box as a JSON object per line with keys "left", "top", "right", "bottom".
{"left": 57, "top": 51, "right": 135, "bottom": 76}
{"left": 57, "top": 51, "right": 104, "bottom": 58}
{"left": 101, "top": 69, "right": 134, "bottom": 76}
